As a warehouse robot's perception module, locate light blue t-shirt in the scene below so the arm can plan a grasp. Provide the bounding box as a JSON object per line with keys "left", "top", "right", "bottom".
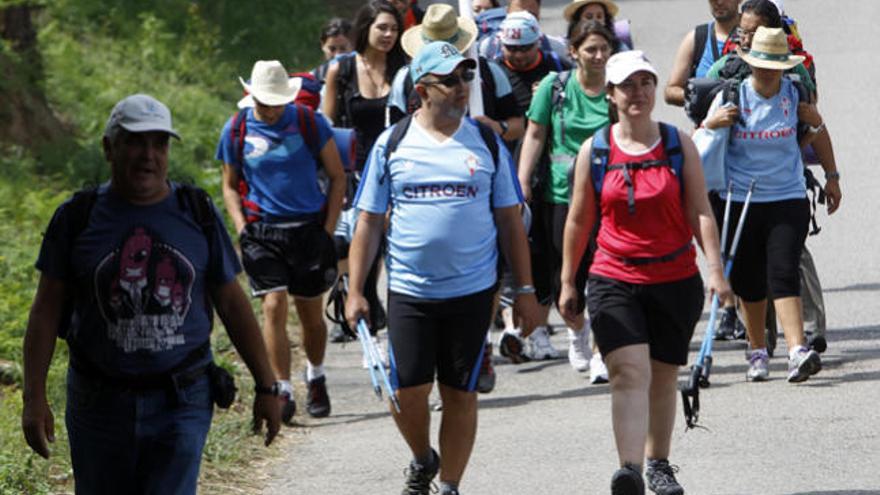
{"left": 387, "top": 61, "right": 513, "bottom": 114}
{"left": 215, "top": 105, "right": 331, "bottom": 220}
{"left": 355, "top": 117, "right": 523, "bottom": 298}
{"left": 716, "top": 78, "right": 806, "bottom": 202}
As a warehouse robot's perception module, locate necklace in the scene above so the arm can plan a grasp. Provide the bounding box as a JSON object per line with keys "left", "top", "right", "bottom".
{"left": 359, "top": 54, "right": 388, "bottom": 97}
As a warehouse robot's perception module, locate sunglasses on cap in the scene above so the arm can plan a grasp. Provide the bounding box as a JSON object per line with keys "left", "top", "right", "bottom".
{"left": 503, "top": 43, "right": 536, "bottom": 53}
{"left": 422, "top": 70, "right": 476, "bottom": 88}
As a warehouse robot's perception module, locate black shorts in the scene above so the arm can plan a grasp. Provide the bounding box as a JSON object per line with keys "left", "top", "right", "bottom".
{"left": 710, "top": 196, "right": 809, "bottom": 302}
{"left": 529, "top": 200, "right": 588, "bottom": 312}
{"left": 239, "top": 222, "right": 338, "bottom": 298}
{"left": 587, "top": 274, "right": 704, "bottom": 365}
{"left": 386, "top": 286, "right": 495, "bottom": 391}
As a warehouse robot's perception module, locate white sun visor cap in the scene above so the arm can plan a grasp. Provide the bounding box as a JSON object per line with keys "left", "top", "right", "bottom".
{"left": 605, "top": 50, "right": 659, "bottom": 86}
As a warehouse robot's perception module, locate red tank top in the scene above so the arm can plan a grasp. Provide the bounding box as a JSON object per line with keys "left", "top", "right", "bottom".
{"left": 589, "top": 127, "right": 698, "bottom": 284}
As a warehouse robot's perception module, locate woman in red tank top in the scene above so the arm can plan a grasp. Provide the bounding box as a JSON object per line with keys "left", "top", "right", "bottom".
{"left": 559, "top": 50, "right": 731, "bottom": 494}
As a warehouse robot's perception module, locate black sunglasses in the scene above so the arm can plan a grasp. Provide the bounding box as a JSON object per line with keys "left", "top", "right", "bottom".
{"left": 423, "top": 70, "right": 475, "bottom": 88}
{"left": 503, "top": 43, "right": 535, "bottom": 53}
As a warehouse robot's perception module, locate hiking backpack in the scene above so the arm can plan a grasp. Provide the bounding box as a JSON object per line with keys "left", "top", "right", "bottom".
{"left": 57, "top": 183, "right": 218, "bottom": 339}
{"left": 475, "top": 6, "right": 507, "bottom": 43}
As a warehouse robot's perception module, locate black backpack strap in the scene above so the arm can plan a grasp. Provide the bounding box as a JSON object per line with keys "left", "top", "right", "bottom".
{"left": 380, "top": 114, "right": 414, "bottom": 185}
{"left": 691, "top": 23, "right": 710, "bottom": 77}
{"left": 551, "top": 70, "right": 572, "bottom": 148}
{"left": 473, "top": 117, "right": 500, "bottom": 169}
{"left": 176, "top": 184, "right": 217, "bottom": 241}
{"left": 709, "top": 23, "right": 720, "bottom": 61}
{"left": 336, "top": 54, "right": 357, "bottom": 128}
{"left": 66, "top": 187, "right": 99, "bottom": 243}
{"left": 478, "top": 57, "right": 498, "bottom": 118}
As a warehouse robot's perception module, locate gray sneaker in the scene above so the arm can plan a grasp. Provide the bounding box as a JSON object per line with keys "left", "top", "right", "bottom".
{"left": 788, "top": 347, "right": 822, "bottom": 383}
{"left": 746, "top": 349, "right": 770, "bottom": 382}
{"left": 646, "top": 459, "right": 684, "bottom": 495}
{"left": 401, "top": 449, "right": 440, "bottom": 495}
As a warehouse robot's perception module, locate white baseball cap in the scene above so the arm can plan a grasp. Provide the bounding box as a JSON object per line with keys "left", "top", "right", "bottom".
{"left": 605, "top": 50, "right": 659, "bottom": 85}
{"left": 104, "top": 94, "right": 180, "bottom": 139}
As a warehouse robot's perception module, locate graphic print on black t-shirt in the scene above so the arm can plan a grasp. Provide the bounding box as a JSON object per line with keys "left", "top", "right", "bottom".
{"left": 94, "top": 226, "right": 196, "bottom": 353}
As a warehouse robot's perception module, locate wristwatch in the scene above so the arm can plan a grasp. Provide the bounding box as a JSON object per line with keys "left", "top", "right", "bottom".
{"left": 498, "top": 119, "right": 509, "bottom": 137}
{"left": 255, "top": 381, "right": 281, "bottom": 396}
{"left": 807, "top": 122, "right": 826, "bottom": 135}
{"left": 824, "top": 170, "right": 840, "bottom": 181}
{"left": 513, "top": 285, "right": 536, "bottom": 296}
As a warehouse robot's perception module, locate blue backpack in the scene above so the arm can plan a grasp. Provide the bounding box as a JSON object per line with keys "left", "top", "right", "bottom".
{"left": 475, "top": 7, "right": 507, "bottom": 43}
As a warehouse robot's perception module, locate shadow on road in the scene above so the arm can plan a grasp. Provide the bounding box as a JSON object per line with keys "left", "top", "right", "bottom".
{"left": 477, "top": 383, "right": 610, "bottom": 410}
{"left": 824, "top": 282, "right": 880, "bottom": 293}
{"left": 786, "top": 491, "right": 880, "bottom": 495}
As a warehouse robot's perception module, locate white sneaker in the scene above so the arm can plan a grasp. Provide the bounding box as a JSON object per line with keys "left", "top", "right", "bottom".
{"left": 527, "top": 326, "right": 559, "bottom": 360}
{"left": 589, "top": 353, "right": 609, "bottom": 384}
{"left": 567, "top": 328, "right": 590, "bottom": 372}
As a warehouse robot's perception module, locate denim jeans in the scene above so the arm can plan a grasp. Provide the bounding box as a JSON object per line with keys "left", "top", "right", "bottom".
{"left": 65, "top": 366, "right": 213, "bottom": 495}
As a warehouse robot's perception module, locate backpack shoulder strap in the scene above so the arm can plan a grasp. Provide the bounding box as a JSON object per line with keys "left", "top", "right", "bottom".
{"left": 658, "top": 122, "right": 685, "bottom": 191}
{"left": 295, "top": 103, "right": 321, "bottom": 160}
{"left": 336, "top": 54, "right": 357, "bottom": 127}
{"left": 590, "top": 125, "right": 612, "bottom": 196}
{"left": 708, "top": 23, "right": 720, "bottom": 61}
{"left": 551, "top": 70, "right": 572, "bottom": 145}
{"left": 381, "top": 114, "right": 414, "bottom": 185}
{"left": 691, "top": 23, "right": 710, "bottom": 77}
{"left": 471, "top": 117, "right": 500, "bottom": 169}
{"left": 66, "top": 186, "right": 99, "bottom": 243}
{"left": 176, "top": 184, "right": 217, "bottom": 240}
{"left": 230, "top": 109, "right": 248, "bottom": 166}
{"left": 547, "top": 51, "right": 563, "bottom": 72}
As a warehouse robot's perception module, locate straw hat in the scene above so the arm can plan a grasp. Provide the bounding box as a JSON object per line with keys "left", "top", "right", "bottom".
{"left": 238, "top": 60, "right": 300, "bottom": 108}
{"left": 563, "top": 0, "right": 619, "bottom": 23}
{"left": 739, "top": 26, "right": 804, "bottom": 70}
{"left": 401, "top": 4, "right": 477, "bottom": 57}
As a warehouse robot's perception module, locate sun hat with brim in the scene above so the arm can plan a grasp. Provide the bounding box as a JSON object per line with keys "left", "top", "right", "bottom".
{"left": 409, "top": 41, "right": 477, "bottom": 84}
{"left": 238, "top": 60, "right": 301, "bottom": 108}
{"left": 739, "top": 26, "right": 804, "bottom": 70}
{"left": 105, "top": 94, "right": 181, "bottom": 140}
{"left": 605, "top": 50, "right": 658, "bottom": 85}
{"left": 563, "top": 0, "right": 619, "bottom": 23}
{"left": 401, "top": 4, "right": 477, "bottom": 58}
{"left": 500, "top": 11, "right": 542, "bottom": 46}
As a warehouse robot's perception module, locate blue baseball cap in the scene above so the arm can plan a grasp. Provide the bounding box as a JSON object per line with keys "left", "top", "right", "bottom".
{"left": 409, "top": 41, "right": 477, "bottom": 84}
{"left": 500, "top": 12, "right": 541, "bottom": 46}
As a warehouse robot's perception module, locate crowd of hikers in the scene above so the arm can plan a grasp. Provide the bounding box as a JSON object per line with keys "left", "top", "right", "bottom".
{"left": 20, "top": 0, "right": 843, "bottom": 494}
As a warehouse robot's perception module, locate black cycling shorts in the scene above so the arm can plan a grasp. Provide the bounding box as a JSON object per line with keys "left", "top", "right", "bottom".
{"left": 587, "top": 274, "right": 704, "bottom": 365}
{"left": 386, "top": 286, "right": 495, "bottom": 391}
{"left": 529, "top": 200, "right": 588, "bottom": 312}
{"left": 239, "top": 222, "right": 338, "bottom": 298}
{"left": 710, "top": 196, "right": 809, "bottom": 302}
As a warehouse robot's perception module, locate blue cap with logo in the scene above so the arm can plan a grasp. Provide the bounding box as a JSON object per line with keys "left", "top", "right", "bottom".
{"left": 409, "top": 41, "right": 477, "bottom": 84}
{"left": 500, "top": 11, "right": 541, "bottom": 46}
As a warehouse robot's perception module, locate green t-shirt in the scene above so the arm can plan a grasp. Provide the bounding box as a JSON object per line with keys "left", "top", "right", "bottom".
{"left": 706, "top": 54, "right": 816, "bottom": 94}
{"left": 526, "top": 71, "right": 609, "bottom": 204}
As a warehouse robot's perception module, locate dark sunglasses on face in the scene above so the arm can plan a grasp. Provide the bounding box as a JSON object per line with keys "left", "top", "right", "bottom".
{"left": 503, "top": 43, "right": 535, "bottom": 53}
{"left": 423, "top": 70, "right": 475, "bottom": 88}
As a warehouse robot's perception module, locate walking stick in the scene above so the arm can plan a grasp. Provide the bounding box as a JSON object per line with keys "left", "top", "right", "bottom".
{"left": 358, "top": 318, "right": 401, "bottom": 413}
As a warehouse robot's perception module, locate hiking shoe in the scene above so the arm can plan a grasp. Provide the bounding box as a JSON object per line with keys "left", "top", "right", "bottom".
{"left": 499, "top": 330, "right": 530, "bottom": 364}
{"left": 477, "top": 343, "right": 496, "bottom": 394}
{"left": 714, "top": 307, "right": 737, "bottom": 340}
{"left": 439, "top": 488, "right": 460, "bottom": 495}
{"left": 646, "top": 459, "right": 684, "bottom": 495}
{"left": 527, "top": 326, "right": 559, "bottom": 360}
{"left": 306, "top": 375, "right": 331, "bottom": 418}
{"left": 330, "top": 323, "right": 353, "bottom": 343}
{"left": 567, "top": 328, "right": 590, "bottom": 372}
{"left": 788, "top": 347, "right": 822, "bottom": 383}
{"left": 401, "top": 449, "right": 440, "bottom": 495}
{"left": 589, "top": 353, "right": 609, "bottom": 384}
{"left": 611, "top": 464, "right": 645, "bottom": 495}
{"left": 280, "top": 390, "right": 296, "bottom": 426}
{"left": 746, "top": 349, "right": 770, "bottom": 382}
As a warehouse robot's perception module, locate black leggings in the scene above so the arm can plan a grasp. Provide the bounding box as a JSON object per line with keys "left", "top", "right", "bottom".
{"left": 711, "top": 196, "right": 810, "bottom": 302}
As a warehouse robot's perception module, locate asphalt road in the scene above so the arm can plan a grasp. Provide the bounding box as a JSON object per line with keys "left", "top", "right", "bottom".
{"left": 263, "top": 1, "right": 880, "bottom": 493}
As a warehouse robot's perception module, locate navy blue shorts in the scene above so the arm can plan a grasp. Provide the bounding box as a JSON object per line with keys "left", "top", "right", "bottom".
{"left": 386, "top": 286, "right": 495, "bottom": 391}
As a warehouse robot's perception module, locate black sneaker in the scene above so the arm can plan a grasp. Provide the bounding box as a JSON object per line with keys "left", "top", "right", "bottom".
{"left": 306, "top": 375, "right": 331, "bottom": 418}
{"left": 281, "top": 390, "right": 296, "bottom": 426}
{"left": 611, "top": 464, "right": 645, "bottom": 495}
{"left": 477, "top": 343, "right": 496, "bottom": 394}
{"left": 330, "top": 323, "right": 353, "bottom": 343}
{"left": 645, "top": 459, "right": 683, "bottom": 495}
{"left": 401, "top": 449, "right": 440, "bottom": 495}
{"left": 809, "top": 334, "right": 827, "bottom": 353}
{"left": 499, "top": 331, "right": 530, "bottom": 364}
{"left": 714, "top": 307, "right": 737, "bottom": 340}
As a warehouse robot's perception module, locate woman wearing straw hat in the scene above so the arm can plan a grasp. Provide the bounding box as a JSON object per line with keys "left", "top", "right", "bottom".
{"left": 560, "top": 50, "right": 729, "bottom": 495}
{"left": 703, "top": 26, "right": 832, "bottom": 383}
{"left": 562, "top": 0, "right": 629, "bottom": 52}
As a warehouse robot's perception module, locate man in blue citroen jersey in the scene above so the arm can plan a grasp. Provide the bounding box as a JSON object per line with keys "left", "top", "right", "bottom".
{"left": 346, "top": 42, "right": 540, "bottom": 495}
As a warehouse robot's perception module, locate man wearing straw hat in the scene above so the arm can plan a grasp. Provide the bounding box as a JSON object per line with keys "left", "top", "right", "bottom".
{"left": 216, "top": 60, "right": 347, "bottom": 423}
{"left": 347, "top": 41, "right": 540, "bottom": 495}
{"left": 389, "top": 3, "right": 523, "bottom": 144}
{"left": 22, "top": 94, "right": 281, "bottom": 494}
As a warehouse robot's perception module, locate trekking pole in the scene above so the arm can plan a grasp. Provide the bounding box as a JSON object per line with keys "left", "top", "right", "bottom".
{"left": 681, "top": 179, "right": 756, "bottom": 429}
{"left": 358, "top": 319, "right": 402, "bottom": 413}
{"left": 356, "top": 317, "right": 383, "bottom": 400}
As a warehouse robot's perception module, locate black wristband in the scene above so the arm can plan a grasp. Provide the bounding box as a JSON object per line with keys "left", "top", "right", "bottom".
{"left": 255, "top": 382, "right": 280, "bottom": 396}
